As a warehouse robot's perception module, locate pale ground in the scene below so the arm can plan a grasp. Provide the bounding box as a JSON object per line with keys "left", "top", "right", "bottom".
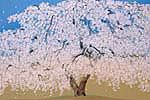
{"left": 0, "top": 80, "right": 150, "bottom": 100}
{"left": 15, "top": 96, "right": 127, "bottom": 100}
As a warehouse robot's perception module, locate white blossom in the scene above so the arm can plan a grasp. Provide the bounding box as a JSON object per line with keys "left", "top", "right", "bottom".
{"left": 0, "top": 0, "right": 150, "bottom": 95}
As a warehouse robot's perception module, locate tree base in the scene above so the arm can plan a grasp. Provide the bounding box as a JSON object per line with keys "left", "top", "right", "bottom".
{"left": 70, "top": 74, "right": 90, "bottom": 96}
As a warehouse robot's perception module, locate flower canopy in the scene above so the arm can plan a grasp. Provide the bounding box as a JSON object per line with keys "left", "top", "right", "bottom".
{"left": 0, "top": 0, "right": 150, "bottom": 95}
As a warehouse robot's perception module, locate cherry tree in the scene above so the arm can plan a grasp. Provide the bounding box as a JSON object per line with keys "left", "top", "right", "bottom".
{"left": 0, "top": 0, "right": 150, "bottom": 96}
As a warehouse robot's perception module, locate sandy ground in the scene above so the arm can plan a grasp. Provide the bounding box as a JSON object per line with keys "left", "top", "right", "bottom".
{"left": 39, "top": 96, "right": 125, "bottom": 100}
{"left": 10, "top": 96, "right": 127, "bottom": 100}
{"left": 47, "top": 96, "right": 126, "bottom": 100}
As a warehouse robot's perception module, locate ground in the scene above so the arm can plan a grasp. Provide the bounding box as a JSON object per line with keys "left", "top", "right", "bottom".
{"left": 27, "top": 96, "right": 126, "bottom": 100}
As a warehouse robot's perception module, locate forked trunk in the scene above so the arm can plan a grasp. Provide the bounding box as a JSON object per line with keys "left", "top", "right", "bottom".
{"left": 70, "top": 74, "right": 90, "bottom": 96}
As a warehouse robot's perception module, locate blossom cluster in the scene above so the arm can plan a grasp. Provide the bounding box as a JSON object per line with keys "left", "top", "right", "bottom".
{"left": 0, "top": 0, "right": 150, "bottom": 95}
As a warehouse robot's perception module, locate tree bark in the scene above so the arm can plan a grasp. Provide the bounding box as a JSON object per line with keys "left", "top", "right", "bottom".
{"left": 70, "top": 74, "right": 90, "bottom": 96}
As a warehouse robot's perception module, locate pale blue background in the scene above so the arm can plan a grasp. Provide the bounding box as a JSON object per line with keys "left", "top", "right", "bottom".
{"left": 0, "top": 0, "right": 149, "bottom": 32}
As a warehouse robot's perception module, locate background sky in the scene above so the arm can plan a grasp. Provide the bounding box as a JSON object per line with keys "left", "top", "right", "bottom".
{"left": 0, "top": 0, "right": 150, "bottom": 32}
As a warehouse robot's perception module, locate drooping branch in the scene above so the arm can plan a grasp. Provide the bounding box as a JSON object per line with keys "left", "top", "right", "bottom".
{"left": 73, "top": 39, "right": 107, "bottom": 62}
{"left": 44, "top": 15, "right": 55, "bottom": 43}
{"left": 72, "top": 53, "right": 83, "bottom": 62}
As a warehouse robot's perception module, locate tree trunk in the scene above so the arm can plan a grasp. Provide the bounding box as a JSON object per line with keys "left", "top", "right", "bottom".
{"left": 70, "top": 74, "right": 90, "bottom": 96}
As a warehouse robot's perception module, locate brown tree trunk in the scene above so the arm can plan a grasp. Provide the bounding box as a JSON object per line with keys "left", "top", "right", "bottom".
{"left": 70, "top": 74, "right": 90, "bottom": 96}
